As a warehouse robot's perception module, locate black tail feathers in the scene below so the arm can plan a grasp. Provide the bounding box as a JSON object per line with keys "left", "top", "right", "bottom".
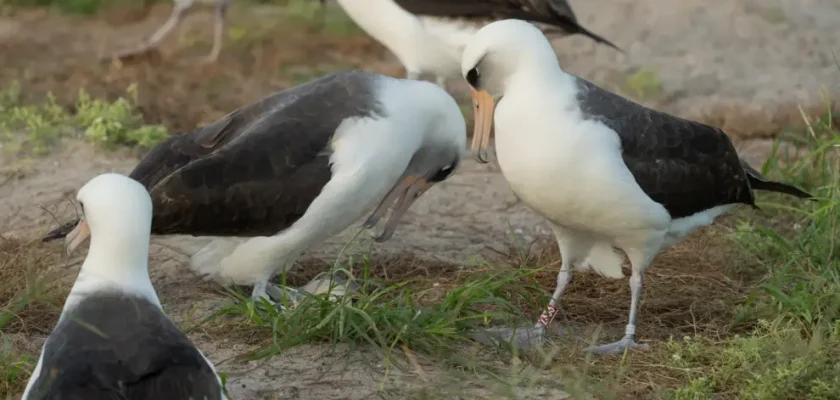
{"left": 742, "top": 162, "right": 815, "bottom": 200}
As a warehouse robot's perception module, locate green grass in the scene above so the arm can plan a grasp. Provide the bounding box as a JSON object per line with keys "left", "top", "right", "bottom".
{"left": 0, "top": 239, "right": 67, "bottom": 398}
{"left": 0, "top": 82, "right": 168, "bottom": 155}
{"left": 658, "top": 105, "right": 840, "bottom": 399}
{"left": 205, "top": 253, "right": 545, "bottom": 364}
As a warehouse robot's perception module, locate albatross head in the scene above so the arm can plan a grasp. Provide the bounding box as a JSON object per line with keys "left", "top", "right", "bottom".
{"left": 363, "top": 81, "right": 467, "bottom": 242}
{"left": 461, "top": 19, "right": 560, "bottom": 163}
{"left": 65, "top": 173, "right": 153, "bottom": 263}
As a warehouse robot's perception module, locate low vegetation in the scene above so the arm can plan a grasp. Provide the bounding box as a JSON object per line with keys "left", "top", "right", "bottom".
{"left": 0, "top": 82, "right": 168, "bottom": 155}
{"left": 659, "top": 107, "right": 840, "bottom": 399}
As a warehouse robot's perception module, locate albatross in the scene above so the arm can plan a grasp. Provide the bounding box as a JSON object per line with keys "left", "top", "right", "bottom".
{"left": 335, "top": 0, "right": 620, "bottom": 86}
{"left": 43, "top": 70, "right": 466, "bottom": 304}
{"left": 23, "top": 173, "right": 226, "bottom": 400}
{"left": 461, "top": 20, "right": 814, "bottom": 354}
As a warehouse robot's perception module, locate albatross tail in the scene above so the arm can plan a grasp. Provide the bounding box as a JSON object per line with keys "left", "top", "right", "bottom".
{"left": 42, "top": 219, "right": 79, "bottom": 242}
{"left": 742, "top": 162, "right": 815, "bottom": 200}
{"left": 544, "top": 26, "right": 623, "bottom": 53}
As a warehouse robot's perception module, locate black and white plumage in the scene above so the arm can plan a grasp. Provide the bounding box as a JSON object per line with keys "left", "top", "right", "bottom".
{"left": 23, "top": 173, "right": 226, "bottom": 400}
{"left": 43, "top": 70, "right": 466, "bottom": 303}
{"left": 334, "top": 0, "right": 619, "bottom": 86}
{"left": 461, "top": 20, "right": 813, "bottom": 353}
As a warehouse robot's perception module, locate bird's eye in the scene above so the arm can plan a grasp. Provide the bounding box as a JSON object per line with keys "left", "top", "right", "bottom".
{"left": 466, "top": 67, "right": 480, "bottom": 87}
{"left": 430, "top": 164, "right": 456, "bottom": 182}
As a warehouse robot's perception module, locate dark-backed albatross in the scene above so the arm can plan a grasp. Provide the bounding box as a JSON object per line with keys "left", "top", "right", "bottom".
{"left": 461, "top": 19, "right": 814, "bottom": 354}
{"left": 335, "top": 0, "right": 619, "bottom": 86}
{"left": 23, "top": 173, "right": 226, "bottom": 400}
{"left": 43, "top": 70, "right": 466, "bottom": 304}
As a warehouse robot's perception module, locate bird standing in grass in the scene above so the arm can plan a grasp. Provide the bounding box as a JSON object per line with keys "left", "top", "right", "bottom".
{"left": 43, "top": 70, "right": 467, "bottom": 305}
{"left": 23, "top": 173, "right": 226, "bottom": 400}
{"left": 461, "top": 20, "right": 814, "bottom": 353}
{"left": 334, "top": 0, "right": 620, "bottom": 87}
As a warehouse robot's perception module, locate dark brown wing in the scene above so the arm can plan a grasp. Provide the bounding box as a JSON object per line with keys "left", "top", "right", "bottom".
{"left": 42, "top": 70, "right": 382, "bottom": 242}
{"left": 25, "top": 293, "right": 222, "bottom": 400}
{"left": 141, "top": 70, "right": 382, "bottom": 237}
{"left": 393, "top": 0, "right": 620, "bottom": 50}
{"left": 574, "top": 77, "right": 756, "bottom": 219}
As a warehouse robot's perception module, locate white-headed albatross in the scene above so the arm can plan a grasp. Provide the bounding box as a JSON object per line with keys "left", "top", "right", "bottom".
{"left": 23, "top": 173, "right": 226, "bottom": 400}
{"left": 43, "top": 70, "right": 466, "bottom": 304}
{"left": 460, "top": 20, "right": 814, "bottom": 354}
{"left": 335, "top": 0, "right": 620, "bottom": 86}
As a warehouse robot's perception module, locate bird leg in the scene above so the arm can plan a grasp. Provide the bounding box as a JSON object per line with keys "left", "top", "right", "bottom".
{"left": 112, "top": 2, "right": 189, "bottom": 60}
{"left": 469, "top": 227, "right": 587, "bottom": 349}
{"left": 197, "top": 0, "right": 229, "bottom": 64}
{"left": 585, "top": 249, "right": 652, "bottom": 354}
{"left": 251, "top": 280, "right": 277, "bottom": 305}
{"left": 534, "top": 260, "right": 573, "bottom": 329}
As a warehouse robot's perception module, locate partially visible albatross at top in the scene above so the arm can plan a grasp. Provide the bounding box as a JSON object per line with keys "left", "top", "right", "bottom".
{"left": 23, "top": 173, "right": 226, "bottom": 400}
{"left": 335, "top": 0, "right": 620, "bottom": 87}
{"left": 461, "top": 20, "right": 814, "bottom": 354}
{"left": 43, "top": 70, "right": 467, "bottom": 303}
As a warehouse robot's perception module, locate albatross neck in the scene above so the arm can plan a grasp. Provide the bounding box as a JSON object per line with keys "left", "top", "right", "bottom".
{"left": 73, "top": 228, "right": 157, "bottom": 304}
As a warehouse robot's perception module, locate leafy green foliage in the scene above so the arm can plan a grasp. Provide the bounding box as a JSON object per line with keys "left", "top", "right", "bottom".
{"left": 0, "top": 82, "right": 168, "bottom": 155}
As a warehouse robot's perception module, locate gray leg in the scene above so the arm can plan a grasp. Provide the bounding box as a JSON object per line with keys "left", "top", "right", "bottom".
{"left": 112, "top": 3, "right": 189, "bottom": 59}
{"left": 535, "top": 224, "right": 592, "bottom": 329}
{"left": 534, "top": 260, "right": 572, "bottom": 328}
{"left": 469, "top": 225, "right": 591, "bottom": 349}
{"left": 199, "top": 0, "right": 228, "bottom": 64}
{"left": 251, "top": 280, "right": 275, "bottom": 305}
{"left": 585, "top": 247, "right": 655, "bottom": 354}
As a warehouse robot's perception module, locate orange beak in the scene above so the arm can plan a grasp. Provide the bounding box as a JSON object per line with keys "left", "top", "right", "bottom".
{"left": 470, "top": 88, "right": 495, "bottom": 164}
{"left": 65, "top": 218, "right": 90, "bottom": 255}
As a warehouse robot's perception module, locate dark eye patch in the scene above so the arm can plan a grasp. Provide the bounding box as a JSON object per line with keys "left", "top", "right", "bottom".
{"left": 466, "top": 67, "right": 480, "bottom": 88}
{"left": 429, "top": 164, "right": 457, "bottom": 182}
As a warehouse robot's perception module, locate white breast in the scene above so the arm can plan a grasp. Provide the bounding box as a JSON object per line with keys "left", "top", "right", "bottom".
{"left": 493, "top": 79, "right": 671, "bottom": 242}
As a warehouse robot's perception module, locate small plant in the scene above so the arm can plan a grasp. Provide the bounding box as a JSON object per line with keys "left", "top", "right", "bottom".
{"left": 76, "top": 85, "right": 168, "bottom": 150}
{"left": 0, "top": 82, "right": 168, "bottom": 155}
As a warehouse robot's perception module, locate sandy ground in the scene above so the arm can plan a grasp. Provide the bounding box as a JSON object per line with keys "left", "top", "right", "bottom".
{"left": 1, "top": 0, "right": 838, "bottom": 398}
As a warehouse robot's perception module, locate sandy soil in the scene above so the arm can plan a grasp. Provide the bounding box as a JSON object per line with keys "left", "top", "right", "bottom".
{"left": 1, "top": 0, "right": 837, "bottom": 398}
